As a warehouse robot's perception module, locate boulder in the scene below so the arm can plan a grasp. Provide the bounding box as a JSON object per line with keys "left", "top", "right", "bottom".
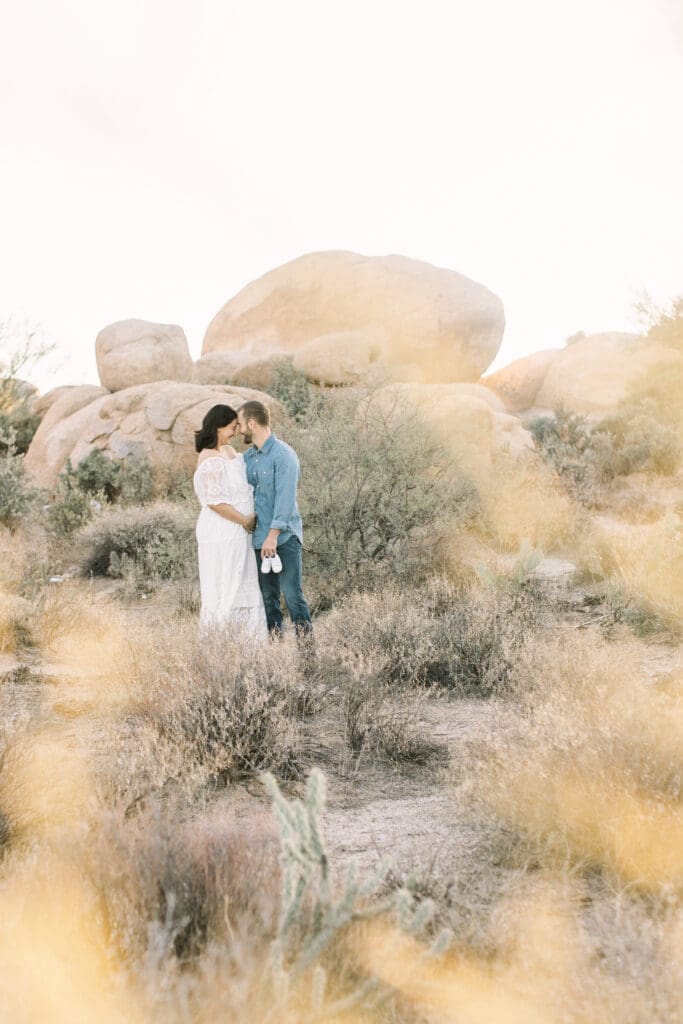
{"left": 95, "top": 319, "right": 193, "bottom": 392}
{"left": 202, "top": 251, "right": 505, "bottom": 384}
{"left": 231, "top": 359, "right": 282, "bottom": 391}
{"left": 482, "top": 349, "right": 560, "bottom": 412}
{"left": 29, "top": 385, "right": 109, "bottom": 420}
{"left": 192, "top": 351, "right": 246, "bottom": 386}
{"left": 535, "top": 333, "right": 683, "bottom": 415}
{"left": 366, "top": 382, "right": 533, "bottom": 473}
{"left": 24, "top": 381, "right": 282, "bottom": 489}
{"left": 292, "top": 331, "right": 381, "bottom": 386}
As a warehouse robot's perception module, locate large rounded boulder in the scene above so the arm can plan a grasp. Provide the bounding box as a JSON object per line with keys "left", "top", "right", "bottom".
{"left": 534, "top": 332, "right": 682, "bottom": 416}
{"left": 96, "top": 319, "right": 193, "bottom": 392}
{"left": 29, "top": 385, "right": 109, "bottom": 420}
{"left": 24, "top": 381, "right": 282, "bottom": 489}
{"left": 366, "top": 382, "right": 533, "bottom": 473}
{"left": 202, "top": 251, "right": 505, "bottom": 385}
{"left": 483, "top": 349, "right": 560, "bottom": 412}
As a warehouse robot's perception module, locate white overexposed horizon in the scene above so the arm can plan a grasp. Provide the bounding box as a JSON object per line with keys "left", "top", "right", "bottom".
{"left": 1, "top": 0, "right": 682, "bottom": 393}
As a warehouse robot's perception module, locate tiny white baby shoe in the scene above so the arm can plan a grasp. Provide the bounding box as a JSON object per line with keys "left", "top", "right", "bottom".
{"left": 270, "top": 553, "right": 283, "bottom": 574}
{"left": 261, "top": 556, "right": 272, "bottom": 574}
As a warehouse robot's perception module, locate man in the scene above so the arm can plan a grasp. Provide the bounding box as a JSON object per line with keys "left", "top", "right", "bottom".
{"left": 237, "top": 400, "right": 313, "bottom": 638}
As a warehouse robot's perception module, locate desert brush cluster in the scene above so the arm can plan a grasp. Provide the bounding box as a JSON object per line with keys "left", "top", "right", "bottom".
{"left": 0, "top": 296, "right": 682, "bottom": 1022}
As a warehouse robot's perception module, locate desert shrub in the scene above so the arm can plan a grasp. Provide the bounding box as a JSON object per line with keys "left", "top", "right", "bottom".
{"left": 47, "top": 459, "right": 94, "bottom": 536}
{"left": 75, "top": 450, "right": 157, "bottom": 506}
{"left": 0, "top": 405, "right": 40, "bottom": 455}
{"left": 73, "top": 448, "right": 120, "bottom": 500}
{"left": 0, "top": 522, "right": 51, "bottom": 600}
{"left": 579, "top": 513, "right": 683, "bottom": 628}
{"left": 325, "top": 577, "right": 545, "bottom": 697}
{"left": 87, "top": 803, "right": 281, "bottom": 962}
{"left": 342, "top": 676, "right": 443, "bottom": 766}
{"left": 595, "top": 402, "right": 680, "bottom": 477}
{"left": 478, "top": 448, "right": 579, "bottom": 551}
{"left": 530, "top": 405, "right": 680, "bottom": 507}
{"left": 74, "top": 502, "right": 196, "bottom": 585}
{"left": 529, "top": 409, "right": 609, "bottom": 505}
{"left": 150, "top": 461, "right": 197, "bottom": 503}
{"left": 269, "top": 358, "right": 316, "bottom": 423}
{"left": 635, "top": 293, "right": 683, "bottom": 346}
{"left": 0, "top": 591, "right": 34, "bottom": 652}
{"left": 119, "top": 454, "right": 155, "bottom": 505}
{"left": 602, "top": 297, "right": 683, "bottom": 472}
{"left": 79, "top": 768, "right": 438, "bottom": 1021}
{"left": 292, "top": 390, "right": 477, "bottom": 610}
{"left": 129, "top": 632, "right": 307, "bottom": 786}
{"left": 464, "top": 628, "right": 683, "bottom": 889}
{"left": 0, "top": 435, "right": 40, "bottom": 527}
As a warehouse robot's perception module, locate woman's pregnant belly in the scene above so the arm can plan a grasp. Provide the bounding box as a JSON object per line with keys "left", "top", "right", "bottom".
{"left": 196, "top": 493, "right": 254, "bottom": 545}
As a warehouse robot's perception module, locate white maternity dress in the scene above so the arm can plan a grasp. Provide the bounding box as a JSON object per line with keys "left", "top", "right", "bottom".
{"left": 193, "top": 453, "right": 267, "bottom": 639}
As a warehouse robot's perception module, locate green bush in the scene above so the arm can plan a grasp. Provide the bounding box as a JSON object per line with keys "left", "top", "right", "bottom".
{"left": 596, "top": 402, "right": 680, "bottom": 477}
{"left": 48, "top": 452, "right": 159, "bottom": 541}
{"left": 74, "top": 448, "right": 120, "bottom": 500}
{"left": 269, "top": 359, "right": 316, "bottom": 423}
{"left": 529, "top": 409, "right": 607, "bottom": 505}
{"left": 0, "top": 432, "right": 40, "bottom": 527}
{"left": 119, "top": 455, "right": 155, "bottom": 505}
{"left": 0, "top": 406, "right": 40, "bottom": 455}
{"left": 291, "top": 390, "right": 477, "bottom": 609}
{"left": 529, "top": 405, "right": 680, "bottom": 507}
{"left": 75, "top": 502, "right": 197, "bottom": 584}
{"left": 47, "top": 459, "right": 94, "bottom": 537}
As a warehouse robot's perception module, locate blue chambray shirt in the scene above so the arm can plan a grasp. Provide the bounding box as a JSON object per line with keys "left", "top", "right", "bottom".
{"left": 243, "top": 432, "right": 304, "bottom": 549}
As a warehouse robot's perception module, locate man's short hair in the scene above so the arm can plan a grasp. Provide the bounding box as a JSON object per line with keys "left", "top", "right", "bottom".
{"left": 239, "top": 400, "right": 270, "bottom": 427}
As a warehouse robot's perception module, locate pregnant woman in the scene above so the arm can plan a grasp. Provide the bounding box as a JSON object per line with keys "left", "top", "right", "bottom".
{"left": 193, "top": 404, "right": 267, "bottom": 639}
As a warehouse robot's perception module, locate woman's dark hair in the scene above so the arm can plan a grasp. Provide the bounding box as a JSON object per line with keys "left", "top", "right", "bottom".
{"left": 194, "top": 404, "right": 237, "bottom": 452}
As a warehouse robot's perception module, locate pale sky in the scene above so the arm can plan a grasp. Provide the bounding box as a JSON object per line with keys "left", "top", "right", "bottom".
{"left": 1, "top": 0, "right": 682, "bottom": 392}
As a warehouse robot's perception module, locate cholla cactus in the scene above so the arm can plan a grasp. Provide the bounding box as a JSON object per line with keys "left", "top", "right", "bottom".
{"left": 263, "top": 767, "right": 452, "bottom": 1015}
{"left": 264, "top": 768, "right": 389, "bottom": 979}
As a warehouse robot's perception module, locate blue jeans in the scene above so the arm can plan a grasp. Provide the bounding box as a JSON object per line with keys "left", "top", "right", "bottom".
{"left": 256, "top": 536, "right": 313, "bottom": 637}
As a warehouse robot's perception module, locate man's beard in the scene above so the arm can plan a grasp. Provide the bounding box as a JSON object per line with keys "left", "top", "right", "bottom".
{"left": 242, "top": 431, "right": 253, "bottom": 446}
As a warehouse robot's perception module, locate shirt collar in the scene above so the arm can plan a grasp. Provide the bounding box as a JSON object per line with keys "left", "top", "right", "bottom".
{"left": 256, "top": 431, "right": 277, "bottom": 455}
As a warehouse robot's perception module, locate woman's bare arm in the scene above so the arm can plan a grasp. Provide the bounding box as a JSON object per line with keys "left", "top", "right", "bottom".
{"left": 208, "top": 503, "right": 256, "bottom": 532}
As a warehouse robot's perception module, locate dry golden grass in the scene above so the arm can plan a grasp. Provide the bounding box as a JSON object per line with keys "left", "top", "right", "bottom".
{"left": 464, "top": 628, "right": 683, "bottom": 891}
{"left": 0, "top": 851, "right": 141, "bottom": 1024}
{"left": 580, "top": 512, "right": 683, "bottom": 626}
{"left": 0, "top": 589, "right": 32, "bottom": 652}
{"left": 1, "top": 514, "right": 683, "bottom": 1022}
{"left": 478, "top": 451, "right": 578, "bottom": 552}
{"left": 354, "top": 875, "right": 665, "bottom": 1024}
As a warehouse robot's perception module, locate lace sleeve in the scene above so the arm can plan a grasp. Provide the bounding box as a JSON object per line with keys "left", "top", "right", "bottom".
{"left": 198, "top": 460, "right": 232, "bottom": 506}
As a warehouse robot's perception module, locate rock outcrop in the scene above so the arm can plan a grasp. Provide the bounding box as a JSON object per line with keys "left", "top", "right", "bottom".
{"left": 202, "top": 251, "right": 505, "bottom": 385}
{"left": 29, "top": 385, "right": 109, "bottom": 420}
{"left": 24, "top": 381, "right": 281, "bottom": 489}
{"left": 192, "top": 352, "right": 245, "bottom": 386}
{"left": 483, "top": 349, "right": 560, "bottom": 412}
{"left": 534, "top": 333, "right": 682, "bottom": 416}
{"left": 292, "top": 331, "right": 382, "bottom": 386}
{"left": 366, "top": 382, "right": 533, "bottom": 473}
{"left": 95, "top": 320, "right": 193, "bottom": 392}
